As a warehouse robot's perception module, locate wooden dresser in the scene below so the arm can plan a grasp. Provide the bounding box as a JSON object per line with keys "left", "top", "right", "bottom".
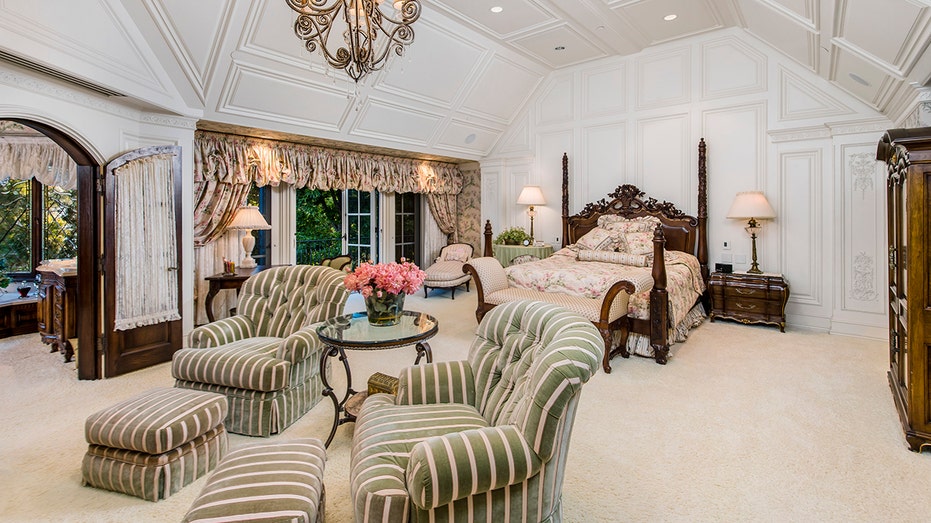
{"left": 709, "top": 272, "right": 789, "bottom": 332}
{"left": 877, "top": 128, "right": 931, "bottom": 451}
{"left": 37, "top": 267, "right": 77, "bottom": 363}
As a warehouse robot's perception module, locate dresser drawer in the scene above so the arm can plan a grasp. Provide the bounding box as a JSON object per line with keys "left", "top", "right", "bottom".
{"left": 724, "top": 285, "right": 768, "bottom": 299}
{"left": 724, "top": 297, "right": 782, "bottom": 316}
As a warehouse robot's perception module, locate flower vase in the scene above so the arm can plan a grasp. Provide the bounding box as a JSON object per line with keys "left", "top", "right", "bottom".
{"left": 364, "top": 292, "right": 405, "bottom": 326}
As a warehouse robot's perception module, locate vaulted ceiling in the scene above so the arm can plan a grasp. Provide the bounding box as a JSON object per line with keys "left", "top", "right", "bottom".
{"left": 1, "top": 0, "right": 929, "bottom": 162}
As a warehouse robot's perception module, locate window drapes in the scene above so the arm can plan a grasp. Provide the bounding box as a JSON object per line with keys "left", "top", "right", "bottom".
{"left": 193, "top": 130, "right": 464, "bottom": 246}
{"left": 0, "top": 136, "right": 77, "bottom": 190}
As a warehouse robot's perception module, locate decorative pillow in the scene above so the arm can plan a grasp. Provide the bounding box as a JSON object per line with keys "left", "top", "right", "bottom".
{"left": 443, "top": 244, "right": 471, "bottom": 262}
{"left": 625, "top": 231, "right": 654, "bottom": 255}
{"left": 599, "top": 215, "right": 660, "bottom": 233}
{"left": 575, "top": 228, "right": 615, "bottom": 251}
{"left": 578, "top": 249, "right": 650, "bottom": 267}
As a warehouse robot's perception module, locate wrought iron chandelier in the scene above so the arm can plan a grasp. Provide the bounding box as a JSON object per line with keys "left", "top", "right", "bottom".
{"left": 286, "top": 0, "right": 421, "bottom": 83}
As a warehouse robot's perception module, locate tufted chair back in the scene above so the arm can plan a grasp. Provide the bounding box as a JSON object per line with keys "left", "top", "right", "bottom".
{"left": 467, "top": 300, "right": 603, "bottom": 462}
{"left": 236, "top": 265, "right": 349, "bottom": 339}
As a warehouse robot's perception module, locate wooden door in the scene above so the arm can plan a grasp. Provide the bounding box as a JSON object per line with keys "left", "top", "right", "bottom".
{"left": 102, "top": 146, "right": 183, "bottom": 377}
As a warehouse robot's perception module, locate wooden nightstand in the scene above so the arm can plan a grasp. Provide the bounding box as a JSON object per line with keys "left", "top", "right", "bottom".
{"left": 709, "top": 272, "right": 789, "bottom": 332}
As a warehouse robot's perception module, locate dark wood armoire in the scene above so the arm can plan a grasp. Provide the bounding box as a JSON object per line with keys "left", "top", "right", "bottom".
{"left": 878, "top": 128, "right": 931, "bottom": 452}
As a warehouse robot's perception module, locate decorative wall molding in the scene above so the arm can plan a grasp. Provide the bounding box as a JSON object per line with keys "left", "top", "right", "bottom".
{"left": 581, "top": 63, "right": 626, "bottom": 119}
{"left": 536, "top": 75, "right": 574, "bottom": 126}
{"left": 0, "top": 68, "right": 140, "bottom": 121}
{"left": 826, "top": 118, "right": 889, "bottom": 136}
{"left": 778, "top": 67, "right": 853, "bottom": 121}
{"left": 778, "top": 149, "right": 822, "bottom": 306}
{"left": 636, "top": 47, "right": 691, "bottom": 110}
{"left": 768, "top": 126, "right": 832, "bottom": 143}
{"left": 140, "top": 113, "right": 197, "bottom": 130}
{"left": 850, "top": 251, "right": 879, "bottom": 302}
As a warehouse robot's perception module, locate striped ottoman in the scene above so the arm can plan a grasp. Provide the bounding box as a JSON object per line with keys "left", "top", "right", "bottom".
{"left": 82, "top": 387, "right": 228, "bottom": 501}
{"left": 183, "top": 438, "right": 326, "bottom": 523}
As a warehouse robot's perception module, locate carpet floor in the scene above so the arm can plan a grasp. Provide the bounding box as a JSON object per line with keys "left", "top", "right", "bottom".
{"left": 1, "top": 290, "right": 929, "bottom": 522}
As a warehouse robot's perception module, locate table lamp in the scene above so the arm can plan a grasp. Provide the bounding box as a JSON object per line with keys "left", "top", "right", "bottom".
{"left": 516, "top": 185, "right": 546, "bottom": 242}
{"left": 227, "top": 205, "right": 271, "bottom": 269}
{"left": 726, "top": 191, "right": 776, "bottom": 274}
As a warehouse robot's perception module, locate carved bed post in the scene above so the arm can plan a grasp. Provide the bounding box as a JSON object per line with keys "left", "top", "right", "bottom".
{"left": 697, "top": 138, "right": 709, "bottom": 282}
{"left": 483, "top": 220, "right": 494, "bottom": 258}
{"left": 650, "top": 226, "right": 670, "bottom": 364}
{"left": 561, "top": 153, "right": 569, "bottom": 248}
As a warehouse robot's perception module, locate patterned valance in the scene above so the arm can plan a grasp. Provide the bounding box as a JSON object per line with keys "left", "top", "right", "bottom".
{"left": 0, "top": 136, "right": 77, "bottom": 190}
{"left": 194, "top": 131, "right": 463, "bottom": 195}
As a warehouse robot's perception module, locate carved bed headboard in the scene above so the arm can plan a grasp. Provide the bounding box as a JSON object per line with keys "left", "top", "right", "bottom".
{"left": 561, "top": 138, "right": 709, "bottom": 281}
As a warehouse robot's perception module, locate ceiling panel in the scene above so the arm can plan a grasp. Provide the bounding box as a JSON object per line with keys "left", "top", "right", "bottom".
{"left": 351, "top": 100, "right": 442, "bottom": 145}
{"left": 832, "top": 47, "right": 887, "bottom": 106}
{"left": 615, "top": 0, "right": 724, "bottom": 44}
{"left": 376, "top": 21, "right": 486, "bottom": 107}
{"left": 511, "top": 25, "right": 607, "bottom": 68}
{"left": 739, "top": 0, "right": 814, "bottom": 69}
{"left": 460, "top": 56, "right": 544, "bottom": 122}
{"left": 839, "top": 0, "right": 922, "bottom": 68}
{"left": 430, "top": 0, "right": 556, "bottom": 37}
{"left": 156, "top": 0, "right": 227, "bottom": 77}
{"left": 764, "top": 0, "right": 814, "bottom": 24}
{"left": 436, "top": 120, "right": 501, "bottom": 155}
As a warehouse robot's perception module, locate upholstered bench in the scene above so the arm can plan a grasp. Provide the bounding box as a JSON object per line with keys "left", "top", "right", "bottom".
{"left": 82, "top": 387, "right": 228, "bottom": 501}
{"left": 423, "top": 243, "right": 473, "bottom": 299}
{"left": 182, "top": 438, "right": 327, "bottom": 523}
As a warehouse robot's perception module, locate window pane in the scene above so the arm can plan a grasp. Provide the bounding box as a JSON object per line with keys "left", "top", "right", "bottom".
{"left": 0, "top": 179, "right": 32, "bottom": 272}
{"left": 43, "top": 185, "right": 78, "bottom": 261}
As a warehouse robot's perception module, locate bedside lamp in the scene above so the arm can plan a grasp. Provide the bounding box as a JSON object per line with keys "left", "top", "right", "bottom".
{"left": 726, "top": 191, "right": 776, "bottom": 274}
{"left": 227, "top": 205, "right": 271, "bottom": 269}
{"left": 516, "top": 185, "right": 546, "bottom": 242}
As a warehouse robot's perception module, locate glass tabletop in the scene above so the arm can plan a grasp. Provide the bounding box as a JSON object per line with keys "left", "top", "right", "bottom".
{"left": 316, "top": 310, "right": 438, "bottom": 350}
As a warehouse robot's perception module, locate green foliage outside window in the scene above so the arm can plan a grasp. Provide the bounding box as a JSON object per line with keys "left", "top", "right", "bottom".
{"left": 296, "top": 188, "right": 343, "bottom": 265}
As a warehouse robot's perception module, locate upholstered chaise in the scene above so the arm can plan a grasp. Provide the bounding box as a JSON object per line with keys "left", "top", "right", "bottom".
{"left": 422, "top": 242, "right": 473, "bottom": 299}
{"left": 350, "top": 300, "right": 604, "bottom": 522}
{"left": 173, "top": 265, "right": 350, "bottom": 437}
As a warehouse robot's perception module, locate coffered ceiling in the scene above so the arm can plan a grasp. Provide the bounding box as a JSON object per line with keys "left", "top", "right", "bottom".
{"left": 0, "top": 0, "right": 929, "bottom": 162}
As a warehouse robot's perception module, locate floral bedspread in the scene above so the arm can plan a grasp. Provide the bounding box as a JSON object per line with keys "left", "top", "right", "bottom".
{"left": 505, "top": 248, "right": 705, "bottom": 326}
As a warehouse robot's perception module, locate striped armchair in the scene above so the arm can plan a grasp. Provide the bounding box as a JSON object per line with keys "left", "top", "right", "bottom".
{"left": 173, "top": 265, "right": 350, "bottom": 437}
{"left": 350, "top": 300, "right": 604, "bottom": 522}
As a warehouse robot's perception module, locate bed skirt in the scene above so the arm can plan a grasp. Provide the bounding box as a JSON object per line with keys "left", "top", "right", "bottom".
{"left": 618, "top": 303, "right": 707, "bottom": 360}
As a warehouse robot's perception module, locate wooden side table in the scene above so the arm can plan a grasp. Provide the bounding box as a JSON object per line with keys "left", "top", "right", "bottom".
{"left": 709, "top": 272, "right": 789, "bottom": 332}
{"left": 204, "top": 267, "right": 260, "bottom": 323}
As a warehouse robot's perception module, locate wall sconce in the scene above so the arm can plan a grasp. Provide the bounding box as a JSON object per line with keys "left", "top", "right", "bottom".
{"left": 726, "top": 191, "right": 776, "bottom": 274}
{"left": 516, "top": 185, "right": 546, "bottom": 242}
{"left": 227, "top": 205, "right": 271, "bottom": 269}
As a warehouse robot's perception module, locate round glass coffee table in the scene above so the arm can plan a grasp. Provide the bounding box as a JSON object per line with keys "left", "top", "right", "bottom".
{"left": 315, "top": 310, "right": 437, "bottom": 447}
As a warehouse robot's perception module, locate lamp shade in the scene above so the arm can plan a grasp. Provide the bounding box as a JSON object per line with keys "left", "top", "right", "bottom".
{"left": 726, "top": 191, "right": 776, "bottom": 220}
{"left": 227, "top": 206, "right": 271, "bottom": 230}
{"left": 516, "top": 185, "right": 546, "bottom": 205}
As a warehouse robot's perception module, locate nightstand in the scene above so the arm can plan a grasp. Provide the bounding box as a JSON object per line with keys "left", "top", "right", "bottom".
{"left": 709, "top": 272, "right": 789, "bottom": 332}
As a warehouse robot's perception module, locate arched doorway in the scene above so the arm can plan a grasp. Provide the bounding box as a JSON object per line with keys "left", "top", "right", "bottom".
{"left": 5, "top": 118, "right": 99, "bottom": 379}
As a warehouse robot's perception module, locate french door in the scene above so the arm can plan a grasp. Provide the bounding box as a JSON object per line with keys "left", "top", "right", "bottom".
{"left": 344, "top": 189, "right": 378, "bottom": 264}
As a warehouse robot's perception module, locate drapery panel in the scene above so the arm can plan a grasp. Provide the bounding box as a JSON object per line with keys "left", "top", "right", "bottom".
{"left": 113, "top": 154, "right": 181, "bottom": 330}
{"left": 193, "top": 180, "right": 252, "bottom": 246}
{"left": 0, "top": 137, "right": 77, "bottom": 189}
{"left": 426, "top": 192, "right": 458, "bottom": 242}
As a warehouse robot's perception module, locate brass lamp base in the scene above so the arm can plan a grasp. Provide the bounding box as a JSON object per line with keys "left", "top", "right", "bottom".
{"left": 746, "top": 220, "right": 763, "bottom": 274}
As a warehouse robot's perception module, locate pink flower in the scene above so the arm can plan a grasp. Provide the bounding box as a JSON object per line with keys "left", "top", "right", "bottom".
{"left": 343, "top": 260, "right": 426, "bottom": 297}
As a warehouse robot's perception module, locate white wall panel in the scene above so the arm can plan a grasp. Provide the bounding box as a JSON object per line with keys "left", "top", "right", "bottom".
{"left": 638, "top": 115, "right": 689, "bottom": 206}
{"left": 582, "top": 64, "right": 626, "bottom": 118}
{"left": 839, "top": 143, "right": 884, "bottom": 314}
{"left": 702, "top": 103, "right": 766, "bottom": 270}
{"left": 537, "top": 76, "right": 574, "bottom": 125}
{"left": 779, "top": 150, "right": 821, "bottom": 304}
{"left": 636, "top": 48, "right": 691, "bottom": 110}
{"left": 582, "top": 123, "right": 626, "bottom": 203}
{"left": 701, "top": 38, "right": 767, "bottom": 100}
{"left": 537, "top": 131, "right": 573, "bottom": 245}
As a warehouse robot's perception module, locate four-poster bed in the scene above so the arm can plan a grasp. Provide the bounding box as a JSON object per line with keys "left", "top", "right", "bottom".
{"left": 473, "top": 139, "right": 710, "bottom": 368}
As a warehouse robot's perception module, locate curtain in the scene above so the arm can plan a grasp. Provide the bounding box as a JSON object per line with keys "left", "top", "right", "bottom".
{"left": 421, "top": 198, "right": 447, "bottom": 265}
{"left": 0, "top": 137, "right": 77, "bottom": 189}
{"left": 193, "top": 180, "right": 252, "bottom": 246}
{"left": 113, "top": 154, "right": 181, "bottom": 330}
{"left": 426, "top": 192, "right": 458, "bottom": 241}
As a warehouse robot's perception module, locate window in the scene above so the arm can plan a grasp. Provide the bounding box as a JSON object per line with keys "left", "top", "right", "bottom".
{"left": 246, "top": 185, "right": 272, "bottom": 266}
{"left": 394, "top": 192, "right": 420, "bottom": 264}
{"left": 0, "top": 178, "right": 77, "bottom": 278}
{"left": 295, "top": 188, "right": 342, "bottom": 265}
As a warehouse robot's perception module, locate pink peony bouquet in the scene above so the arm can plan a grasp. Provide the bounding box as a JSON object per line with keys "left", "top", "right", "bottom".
{"left": 343, "top": 259, "right": 426, "bottom": 298}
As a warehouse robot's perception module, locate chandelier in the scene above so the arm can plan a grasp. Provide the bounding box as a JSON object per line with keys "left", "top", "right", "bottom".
{"left": 286, "top": 0, "right": 421, "bottom": 83}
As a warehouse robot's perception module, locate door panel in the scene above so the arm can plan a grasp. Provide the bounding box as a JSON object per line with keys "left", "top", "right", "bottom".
{"left": 103, "top": 145, "right": 183, "bottom": 377}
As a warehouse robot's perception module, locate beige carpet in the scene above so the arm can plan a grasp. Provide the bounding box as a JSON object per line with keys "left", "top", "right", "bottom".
{"left": 1, "top": 291, "right": 929, "bottom": 522}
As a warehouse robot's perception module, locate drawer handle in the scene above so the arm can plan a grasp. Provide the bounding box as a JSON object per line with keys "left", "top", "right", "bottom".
{"left": 736, "top": 302, "right": 757, "bottom": 310}
{"left": 735, "top": 288, "right": 757, "bottom": 295}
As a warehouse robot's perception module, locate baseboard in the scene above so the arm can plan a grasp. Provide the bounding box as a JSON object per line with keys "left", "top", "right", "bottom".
{"left": 829, "top": 321, "right": 887, "bottom": 340}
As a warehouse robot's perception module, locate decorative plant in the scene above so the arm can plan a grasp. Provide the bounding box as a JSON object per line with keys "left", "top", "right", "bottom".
{"left": 343, "top": 259, "right": 427, "bottom": 298}
{"left": 0, "top": 274, "right": 9, "bottom": 291}
{"left": 494, "top": 226, "right": 531, "bottom": 245}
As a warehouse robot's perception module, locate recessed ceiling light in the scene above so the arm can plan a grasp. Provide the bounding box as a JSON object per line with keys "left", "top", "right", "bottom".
{"left": 664, "top": 14, "right": 678, "bottom": 21}
{"left": 555, "top": 46, "right": 566, "bottom": 51}
{"left": 490, "top": 6, "right": 503, "bottom": 13}
{"left": 849, "top": 72, "right": 871, "bottom": 86}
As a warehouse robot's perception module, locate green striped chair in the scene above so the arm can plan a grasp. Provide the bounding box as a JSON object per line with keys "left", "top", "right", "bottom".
{"left": 173, "top": 265, "right": 350, "bottom": 437}
{"left": 350, "top": 300, "right": 604, "bottom": 522}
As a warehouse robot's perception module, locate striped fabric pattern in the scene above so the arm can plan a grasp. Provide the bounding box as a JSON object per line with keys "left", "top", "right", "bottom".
{"left": 350, "top": 300, "right": 603, "bottom": 522}
{"left": 396, "top": 360, "right": 475, "bottom": 406}
{"left": 82, "top": 425, "right": 228, "bottom": 502}
{"left": 84, "top": 387, "right": 228, "bottom": 454}
{"left": 182, "top": 438, "right": 326, "bottom": 523}
{"left": 173, "top": 265, "right": 348, "bottom": 437}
